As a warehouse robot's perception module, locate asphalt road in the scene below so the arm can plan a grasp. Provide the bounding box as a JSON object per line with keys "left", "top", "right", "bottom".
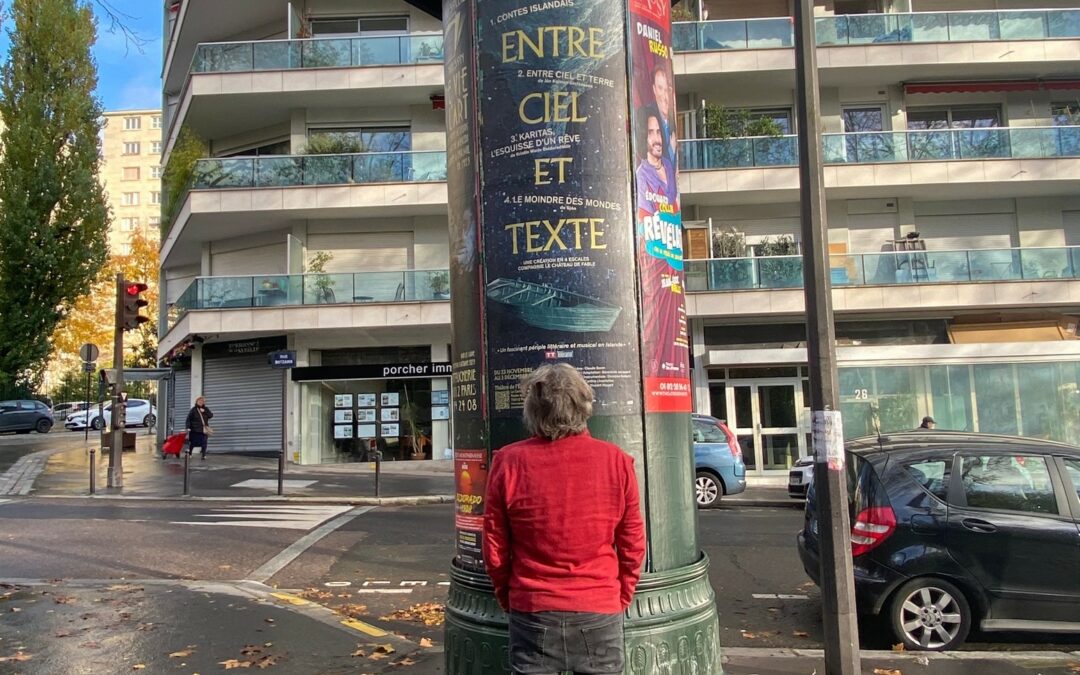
{"left": 1, "top": 498, "right": 1078, "bottom": 657}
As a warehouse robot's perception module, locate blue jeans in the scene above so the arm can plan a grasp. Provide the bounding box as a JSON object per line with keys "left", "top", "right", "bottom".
{"left": 508, "top": 610, "right": 624, "bottom": 675}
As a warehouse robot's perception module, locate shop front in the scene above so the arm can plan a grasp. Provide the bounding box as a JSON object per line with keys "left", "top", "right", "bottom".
{"left": 699, "top": 348, "right": 1080, "bottom": 479}
{"left": 292, "top": 360, "right": 451, "bottom": 465}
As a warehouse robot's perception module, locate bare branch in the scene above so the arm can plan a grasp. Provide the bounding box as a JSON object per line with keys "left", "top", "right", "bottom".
{"left": 93, "top": 0, "right": 149, "bottom": 54}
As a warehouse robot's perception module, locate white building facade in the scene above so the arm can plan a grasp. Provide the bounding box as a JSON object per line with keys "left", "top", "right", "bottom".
{"left": 159, "top": 0, "right": 1080, "bottom": 478}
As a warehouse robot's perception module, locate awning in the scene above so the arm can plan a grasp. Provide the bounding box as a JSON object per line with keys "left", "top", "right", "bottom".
{"left": 905, "top": 80, "right": 1080, "bottom": 95}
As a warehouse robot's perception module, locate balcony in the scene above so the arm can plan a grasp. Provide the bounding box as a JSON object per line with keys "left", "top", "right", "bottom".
{"left": 161, "top": 270, "right": 452, "bottom": 355}
{"left": 673, "top": 9, "right": 1080, "bottom": 52}
{"left": 191, "top": 34, "right": 444, "bottom": 73}
{"left": 680, "top": 126, "right": 1080, "bottom": 170}
{"left": 678, "top": 127, "right": 1080, "bottom": 204}
{"left": 684, "top": 247, "right": 1080, "bottom": 319}
{"left": 685, "top": 246, "right": 1080, "bottom": 292}
{"left": 160, "top": 152, "right": 448, "bottom": 271}
{"left": 190, "top": 151, "right": 447, "bottom": 190}
{"left": 164, "top": 33, "right": 444, "bottom": 165}
{"left": 173, "top": 269, "right": 449, "bottom": 321}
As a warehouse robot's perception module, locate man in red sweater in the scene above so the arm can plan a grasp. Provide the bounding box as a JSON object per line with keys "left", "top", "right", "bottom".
{"left": 483, "top": 363, "right": 646, "bottom": 674}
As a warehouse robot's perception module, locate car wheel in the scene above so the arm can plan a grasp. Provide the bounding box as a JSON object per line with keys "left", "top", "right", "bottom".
{"left": 889, "top": 578, "right": 971, "bottom": 651}
{"left": 35, "top": 418, "right": 52, "bottom": 434}
{"left": 143, "top": 414, "right": 156, "bottom": 428}
{"left": 695, "top": 471, "right": 723, "bottom": 508}
{"left": 91, "top": 417, "right": 105, "bottom": 431}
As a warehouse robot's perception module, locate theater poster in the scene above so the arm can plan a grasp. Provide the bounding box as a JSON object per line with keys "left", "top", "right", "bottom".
{"left": 627, "top": 0, "right": 692, "bottom": 413}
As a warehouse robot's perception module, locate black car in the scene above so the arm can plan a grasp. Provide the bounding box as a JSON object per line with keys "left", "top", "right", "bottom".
{"left": 0, "top": 399, "right": 54, "bottom": 434}
{"left": 797, "top": 431, "right": 1080, "bottom": 651}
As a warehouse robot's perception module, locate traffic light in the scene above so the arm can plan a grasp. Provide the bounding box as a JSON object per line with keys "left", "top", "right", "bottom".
{"left": 122, "top": 281, "right": 149, "bottom": 331}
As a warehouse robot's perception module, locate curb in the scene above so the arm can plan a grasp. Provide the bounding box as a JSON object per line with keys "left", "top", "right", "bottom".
{"left": 721, "top": 498, "right": 804, "bottom": 509}
{"left": 722, "top": 646, "right": 1080, "bottom": 661}
{"left": 28, "top": 493, "right": 456, "bottom": 505}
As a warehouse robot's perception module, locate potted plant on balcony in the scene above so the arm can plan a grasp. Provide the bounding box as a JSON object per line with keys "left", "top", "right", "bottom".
{"left": 429, "top": 270, "right": 450, "bottom": 299}
{"left": 708, "top": 227, "right": 753, "bottom": 289}
{"left": 756, "top": 235, "right": 802, "bottom": 288}
{"left": 306, "top": 250, "right": 336, "bottom": 304}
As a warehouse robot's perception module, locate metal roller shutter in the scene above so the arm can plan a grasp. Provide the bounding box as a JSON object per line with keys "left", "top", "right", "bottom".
{"left": 203, "top": 355, "right": 282, "bottom": 454}
{"left": 171, "top": 369, "right": 191, "bottom": 434}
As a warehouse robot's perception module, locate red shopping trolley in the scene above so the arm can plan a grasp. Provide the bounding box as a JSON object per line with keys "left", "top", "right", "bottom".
{"left": 162, "top": 431, "right": 188, "bottom": 458}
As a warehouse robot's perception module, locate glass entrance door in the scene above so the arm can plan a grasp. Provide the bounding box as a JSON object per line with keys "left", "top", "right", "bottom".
{"left": 729, "top": 380, "right": 805, "bottom": 474}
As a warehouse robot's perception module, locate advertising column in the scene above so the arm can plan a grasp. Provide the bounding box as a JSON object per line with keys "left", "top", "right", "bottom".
{"left": 443, "top": 0, "right": 721, "bottom": 672}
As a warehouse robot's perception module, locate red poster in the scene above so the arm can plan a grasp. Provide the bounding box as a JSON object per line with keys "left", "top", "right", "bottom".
{"left": 454, "top": 448, "right": 488, "bottom": 567}
{"left": 628, "top": 0, "right": 692, "bottom": 412}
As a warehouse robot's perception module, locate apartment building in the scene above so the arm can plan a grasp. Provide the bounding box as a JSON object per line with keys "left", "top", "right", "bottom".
{"left": 101, "top": 109, "right": 164, "bottom": 255}
{"left": 159, "top": 0, "right": 1080, "bottom": 480}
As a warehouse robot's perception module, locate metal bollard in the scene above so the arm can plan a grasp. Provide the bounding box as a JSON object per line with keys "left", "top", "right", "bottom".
{"left": 89, "top": 448, "right": 96, "bottom": 494}
{"left": 183, "top": 452, "right": 190, "bottom": 496}
{"left": 374, "top": 450, "right": 382, "bottom": 498}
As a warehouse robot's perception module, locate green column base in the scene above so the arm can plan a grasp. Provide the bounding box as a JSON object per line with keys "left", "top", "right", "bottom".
{"left": 445, "top": 554, "right": 722, "bottom": 674}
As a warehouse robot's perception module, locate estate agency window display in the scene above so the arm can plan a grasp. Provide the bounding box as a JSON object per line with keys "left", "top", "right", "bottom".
{"left": 299, "top": 378, "right": 443, "bottom": 465}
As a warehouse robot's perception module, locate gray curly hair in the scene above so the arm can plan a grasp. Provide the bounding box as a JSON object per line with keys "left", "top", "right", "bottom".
{"left": 521, "top": 363, "right": 594, "bottom": 440}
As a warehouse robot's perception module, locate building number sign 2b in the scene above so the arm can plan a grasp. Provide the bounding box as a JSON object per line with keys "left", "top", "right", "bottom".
{"left": 853, "top": 389, "right": 869, "bottom": 400}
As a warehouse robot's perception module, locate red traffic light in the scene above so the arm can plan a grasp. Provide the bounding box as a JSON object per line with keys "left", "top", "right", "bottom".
{"left": 125, "top": 282, "right": 148, "bottom": 296}
{"left": 121, "top": 280, "right": 150, "bottom": 331}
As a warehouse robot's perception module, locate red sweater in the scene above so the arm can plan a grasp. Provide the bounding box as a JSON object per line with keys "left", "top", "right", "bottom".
{"left": 482, "top": 431, "right": 646, "bottom": 614}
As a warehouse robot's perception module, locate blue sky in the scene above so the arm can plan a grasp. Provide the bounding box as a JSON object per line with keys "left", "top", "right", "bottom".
{"left": 1, "top": 0, "right": 163, "bottom": 112}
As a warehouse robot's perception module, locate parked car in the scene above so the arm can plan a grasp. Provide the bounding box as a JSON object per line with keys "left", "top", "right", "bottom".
{"left": 797, "top": 431, "right": 1080, "bottom": 651}
{"left": 693, "top": 413, "right": 746, "bottom": 507}
{"left": 788, "top": 455, "right": 814, "bottom": 498}
{"left": 65, "top": 399, "right": 156, "bottom": 431}
{"left": 0, "top": 400, "right": 54, "bottom": 434}
{"left": 51, "top": 401, "right": 92, "bottom": 421}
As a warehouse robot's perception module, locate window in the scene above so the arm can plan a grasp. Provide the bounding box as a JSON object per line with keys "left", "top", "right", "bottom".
{"left": 1064, "top": 458, "right": 1080, "bottom": 501}
{"left": 150, "top": 191, "right": 161, "bottom": 205}
{"left": 308, "top": 15, "right": 408, "bottom": 37}
{"left": 307, "top": 126, "right": 411, "bottom": 153}
{"left": 151, "top": 116, "right": 162, "bottom": 129}
{"left": 960, "top": 454, "right": 1058, "bottom": 515}
{"left": 119, "top": 217, "right": 138, "bottom": 231}
{"left": 222, "top": 139, "right": 291, "bottom": 158}
{"left": 1051, "top": 103, "right": 1080, "bottom": 126}
{"left": 148, "top": 216, "right": 160, "bottom": 227}
{"left": 904, "top": 459, "right": 951, "bottom": 501}
{"left": 907, "top": 107, "right": 1002, "bottom": 130}
{"left": 150, "top": 141, "right": 163, "bottom": 154}
{"left": 121, "top": 192, "right": 139, "bottom": 206}
{"left": 18, "top": 401, "right": 35, "bottom": 410}
{"left": 123, "top": 116, "right": 141, "bottom": 130}
{"left": 692, "top": 419, "right": 726, "bottom": 443}
{"left": 151, "top": 166, "right": 164, "bottom": 179}
{"left": 122, "top": 167, "right": 140, "bottom": 181}
{"left": 123, "top": 142, "right": 140, "bottom": 155}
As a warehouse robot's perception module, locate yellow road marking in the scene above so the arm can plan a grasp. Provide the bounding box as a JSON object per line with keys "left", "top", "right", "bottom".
{"left": 271, "top": 592, "right": 310, "bottom": 606}
{"left": 341, "top": 618, "right": 388, "bottom": 637}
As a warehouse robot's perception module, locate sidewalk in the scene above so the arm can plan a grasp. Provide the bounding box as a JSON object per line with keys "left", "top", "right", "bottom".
{"left": 24, "top": 436, "right": 801, "bottom": 506}
{"left": 29, "top": 436, "right": 455, "bottom": 502}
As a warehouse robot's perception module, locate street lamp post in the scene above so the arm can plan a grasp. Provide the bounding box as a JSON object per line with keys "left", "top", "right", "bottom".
{"left": 792, "top": 1, "right": 862, "bottom": 672}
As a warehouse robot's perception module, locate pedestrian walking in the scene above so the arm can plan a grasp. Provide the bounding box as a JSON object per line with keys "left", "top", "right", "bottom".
{"left": 483, "top": 363, "right": 646, "bottom": 675}
{"left": 186, "top": 396, "right": 214, "bottom": 459}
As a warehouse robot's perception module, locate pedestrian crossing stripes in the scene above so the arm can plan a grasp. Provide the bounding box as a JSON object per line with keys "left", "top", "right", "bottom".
{"left": 170, "top": 505, "right": 354, "bottom": 531}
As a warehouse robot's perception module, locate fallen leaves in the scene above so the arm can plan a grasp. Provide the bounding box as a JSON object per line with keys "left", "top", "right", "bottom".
{"left": 220, "top": 659, "right": 251, "bottom": 670}
{"left": 0, "top": 652, "right": 32, "bottom": 663}
{"left": 739, "top": 629, "right": 780, "bottom": 640}
{"left": 419, "top": 637, "right": 433, "bottom": 648}
{"left": 218, "top": 645, "right": 284, "bottom": 670}
{"left": 168, "top": 646, "right": 196, "bottom": 658}
{"left": 353, "top": 643, "right": 396, "bottom": 661}
{"left": 132, "top": 665, "right": 146, "bottom": 671}
{"left": 336, "top": 603, "right": 369, "bottom": 619}
{"left": 379, "top": 603, "right": 445, "bottom": 626}
{"left": 872, "top": 669, "right": 902, "bottom": 675}
{"left": 891, "top": 643, "right": 906, "bottom": 652}
{"left": 298, "top": 588, "right": 335, "bottom": 602}
{"left": 1068, "top": 663, "right": 1080, "bottom": 673}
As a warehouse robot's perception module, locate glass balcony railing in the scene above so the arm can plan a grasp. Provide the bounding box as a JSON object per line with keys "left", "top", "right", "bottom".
{"left": 170, "top": 270, "right": 451, "bottom": 327}
{"left": 679, "top": 126, "right": 1080, "bottom": 170}
{"left": 673, "top": 9, "right": 1080, "bottom": 52}
{"left": 190, "top": 151, "right": 447, "bottom": 190}
{"left": 683, "top": 247, "right": 1080, "bottom": 292}
{"left": 191, "top": 33, "right": 444, "bottom": 73}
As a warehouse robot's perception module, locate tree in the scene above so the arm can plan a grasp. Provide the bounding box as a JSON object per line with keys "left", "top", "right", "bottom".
{"left": 0, "top": 0, "right": 110, "bottom": 388}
